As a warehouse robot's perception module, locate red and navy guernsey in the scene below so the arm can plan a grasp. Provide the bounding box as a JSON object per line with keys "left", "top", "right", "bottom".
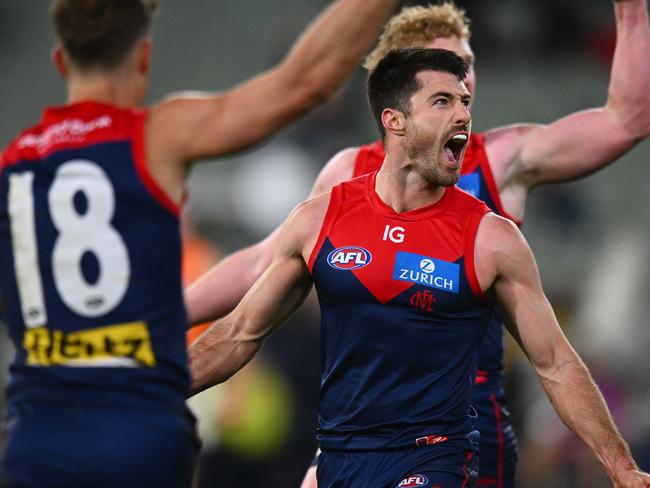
{"left": 308, "top": 171, "right": 493, "bottom": 451}
{"left": 0, "top": 101, "right": 189, "bottom": 410}
{"left": 353, "top": 134, "right": 521, "bottom": 390}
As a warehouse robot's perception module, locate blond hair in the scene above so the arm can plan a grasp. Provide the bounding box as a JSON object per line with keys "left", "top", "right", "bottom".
{"left": 364, "top": 3, "right": 470, "bottom": 71}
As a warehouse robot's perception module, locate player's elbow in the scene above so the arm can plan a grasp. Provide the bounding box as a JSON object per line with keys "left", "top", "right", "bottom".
{"left": 249, "top": 243, "right": 275, "bottom": 282}
{"left": 605, "top": 100, "right": 650, "bottom": 142}
{"left": 296, "top": 79, "right": 335, "bottom": 110}
{"left": 534, "top": 343, "right": 581, "bottom": 388}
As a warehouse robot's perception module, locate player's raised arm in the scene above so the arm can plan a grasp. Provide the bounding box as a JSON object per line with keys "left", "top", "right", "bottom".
{"left": 188, "top": 193, "right": 329, "bottom": 394}
{"left": 184, "top": 148, "right": 358, "bottom": 326}
{"left": 151, "top": 0, "right": 397, "bottom": 164}
{"left": 475, "top": 213, "right": 650, "bottom": 487}
{"left": 486, "top": 0, "right": 650, "bottom": 189}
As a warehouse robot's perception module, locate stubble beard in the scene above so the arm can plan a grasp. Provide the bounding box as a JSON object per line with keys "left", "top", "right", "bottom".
{"left": 406, "top": 139, "right": 460, "bottom": 188}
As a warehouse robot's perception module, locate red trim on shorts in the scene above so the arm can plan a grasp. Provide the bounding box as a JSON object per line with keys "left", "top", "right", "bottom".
{"left": 464, "top": 208, "right": 490, "bottom": 300}
{"left": 477, "top": 477, "right": 498, "bottom": 486}
{"left": 491, "top": 393, "right": 505, "bottom": 488}
{"left": 131, "top": 110, "right": 181, "bottom": 218}
{"left": 461, "top": 450, "right": 473, "bottom": 488}
{"left": 475, "top": 370, "right": 489, "bottom": 385}
{"left": 307, "top": 185, "right": 342, "bottom": 273}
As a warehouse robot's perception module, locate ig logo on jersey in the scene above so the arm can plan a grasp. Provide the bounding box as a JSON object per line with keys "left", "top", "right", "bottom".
{"left": 397, "top": 474, "right": 429, "bottom": 487}
{"left": 327, "top": 246, "right": 372, "bottom": 270}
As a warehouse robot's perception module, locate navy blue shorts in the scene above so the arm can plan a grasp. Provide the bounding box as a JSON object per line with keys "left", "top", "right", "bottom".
{"left": 472, "top": 387, "right": 517, "bottom": 488}
{"left": 1, "top": 400, "right": 199, "bottom": 488}
{"left": 317, "top": 442, "right": 478, "bottom": 488}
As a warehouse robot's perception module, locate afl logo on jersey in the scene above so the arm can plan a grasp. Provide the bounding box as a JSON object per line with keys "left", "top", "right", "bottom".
{"left": 327, "top": 246, "right": 372, "bottom": 270}
{"left": 397, "top": 474, "right": 429, "bottom": 487}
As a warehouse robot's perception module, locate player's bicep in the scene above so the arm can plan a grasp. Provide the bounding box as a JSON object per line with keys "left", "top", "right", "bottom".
{"left": 231, "top": 201, "right": 320, "bottom": 341}
{"left": 235, "top": 251, "right": 313, "bottom": 342}
{"left": 163, "top": 69, "right": 319, "bottom": 162}
{"left": 487, "top": 218, "right": 569, "bottom": 371}
{"left": 508, "top": 109, "right": 636, "bottom": 187}
{"left": 233, "top": 218, "right": 312, "bottom": 340}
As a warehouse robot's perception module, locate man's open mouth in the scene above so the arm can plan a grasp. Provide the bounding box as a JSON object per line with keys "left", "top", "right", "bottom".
{"left": 443, "top": 133, "right": 468, "bottom": 164}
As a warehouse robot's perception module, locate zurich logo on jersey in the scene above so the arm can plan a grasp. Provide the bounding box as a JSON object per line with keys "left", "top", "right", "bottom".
{"left": 393, "top": 251, "right": 460, "bottom": 293}
{"left": 327, "top": 246, "right": 372, "bottom": 270}
{"left": 397, "top": 474, "right": 429, "bottom": 487}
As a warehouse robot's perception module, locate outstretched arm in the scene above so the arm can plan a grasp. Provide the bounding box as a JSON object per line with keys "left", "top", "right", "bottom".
{"left": 152, "top": 0, "right": 397, "bottom": 163}
{"left": 184, "top": 147, "right": 358, "bottom": 326}
{"left": 476, "top": 214, "right": 650, "bottom": 487}
{"left": 487, "top": 0, "right": 650, "bottom": 189}
{"left": 188, "top": 195, "right": 328, "bottom": 394}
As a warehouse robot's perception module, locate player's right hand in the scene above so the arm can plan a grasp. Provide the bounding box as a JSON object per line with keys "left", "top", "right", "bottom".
{"left": 613, "top": 468, "right": 650, "bottom": 488}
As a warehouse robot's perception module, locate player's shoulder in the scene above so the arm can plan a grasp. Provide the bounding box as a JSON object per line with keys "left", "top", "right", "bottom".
{"left": 0, "top": 118, "right": 47, "bottom": 168}
{"left": 288, "top": 191, "right": 333, "bottom": 232}
{"left": 310, "top": 146, "right": 361, "bottom": 197}
{"left": 475, "top": 212, "right": 526, "bottom": 259}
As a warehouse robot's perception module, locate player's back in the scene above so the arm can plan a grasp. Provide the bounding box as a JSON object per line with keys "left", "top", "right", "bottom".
{"left": 0, "top": 101, "right": 189, "bottom": 409}
{"left": 309, "top": 172, "right": 492, "bottom": 452}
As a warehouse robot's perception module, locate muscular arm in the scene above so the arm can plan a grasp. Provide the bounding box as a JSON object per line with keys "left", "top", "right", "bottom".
{"left": 184, "top": 147, "right": 358, "bottom": 325}
{"left": 487, "top": 0, "right": 650, "bottom": 191}
{"left": 188, "top": 194, "right": 329, "bottom": 394}
{"left": 151, "top": 0, "right": 396, "bottom": 164}
{"left": 476, "top": 214, "right": 650, "bottom": 486}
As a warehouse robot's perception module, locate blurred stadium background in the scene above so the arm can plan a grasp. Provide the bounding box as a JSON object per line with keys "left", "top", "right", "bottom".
{"left": 1, "top": 1, "right": 649, "bottom": 486}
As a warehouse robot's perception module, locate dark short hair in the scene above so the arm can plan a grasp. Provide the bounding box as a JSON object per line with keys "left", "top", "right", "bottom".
{"left": 366, "top": 48, "right": 469, "bottom": 138}
{"left": 51, "top": 0, "right": 158, "bottom": 71}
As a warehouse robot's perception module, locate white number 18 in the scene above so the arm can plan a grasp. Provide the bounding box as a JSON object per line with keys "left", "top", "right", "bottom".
{"left": 8, "top": 160, "right": 131, "bottom": 327}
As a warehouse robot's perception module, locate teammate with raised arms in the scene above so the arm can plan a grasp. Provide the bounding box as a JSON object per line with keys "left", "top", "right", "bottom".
{"left": 0, "top": 0, "right": 398, "bottom": 485}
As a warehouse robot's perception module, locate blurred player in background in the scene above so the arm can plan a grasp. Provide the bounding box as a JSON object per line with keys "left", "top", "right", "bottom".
{"left": 0, "top": 0, "right": 399, "bottom": 485}
{"left": 188, "top": 47, "right": 650, "bottom": 488}
{"left": 184, "top": 1, "right": 650, "bottom": 486}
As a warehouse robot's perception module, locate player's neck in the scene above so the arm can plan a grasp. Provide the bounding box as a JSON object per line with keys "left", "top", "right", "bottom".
{"left": 375, "top": 158, "right": 446, "bottom": 213}
{"left": 66, "top": 71, "right": 145, "bottom": 108}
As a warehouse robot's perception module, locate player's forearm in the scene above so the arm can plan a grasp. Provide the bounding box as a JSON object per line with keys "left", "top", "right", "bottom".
{"left": 607, "top": 0, "right": 650, "bottom": 137}
{"left": 537, "top": 352, "right": 637, "bottom": 482}
{"left": 188, "top": 315, "right": 262, "bottom": 395}
{"left": 282, "top": 0, "right": 397, "bottom": 100}
{"left": 184, "top": 239, "right": 274, "bottom": 326}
